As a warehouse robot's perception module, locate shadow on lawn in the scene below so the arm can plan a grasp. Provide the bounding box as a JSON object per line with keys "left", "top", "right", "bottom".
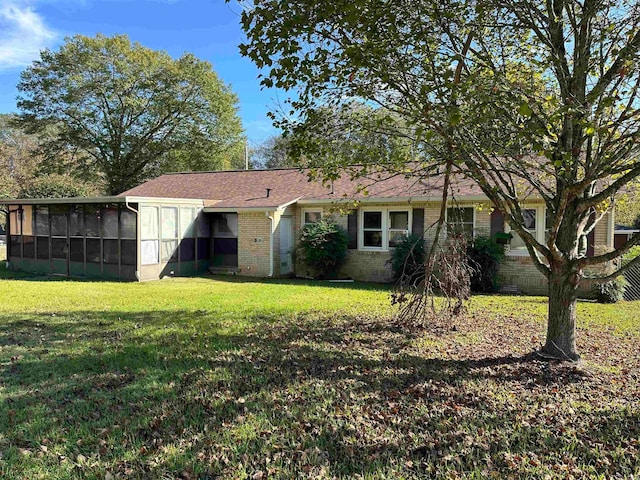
{"left": 0, "top": 261, "right": 393, "bottom": 292}
{"left": 0, "top": 309, "right": 637, "bottom": 478}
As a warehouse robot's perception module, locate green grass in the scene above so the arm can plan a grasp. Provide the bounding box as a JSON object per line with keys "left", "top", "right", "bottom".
{"left": 0, "top": 265, "right": 638, "bottom": 479}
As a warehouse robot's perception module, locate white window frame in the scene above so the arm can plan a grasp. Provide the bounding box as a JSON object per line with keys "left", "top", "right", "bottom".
{"left": 160, "top": 206, "right": 179, "bottom": 263}
{"left": 141, "top": 206, "right": 159, "bottom": 265}
{"left": 506, "top": 206, "right": 544, "bottom": 257}
{"left": 544, "top": 207, "right": 553, "bottom": 243}
{"left": 301, "top": 208, "right": 323, "bottom": 227}
{"left": 445, "top": 206, "right": 476, "bottom": 238}
{"left": 180, "top": 206, "right": 196, "bottom": 239}
{"left": 388, "top": 210, "right": 412, "bottom": 248}
{"left": 361, "top": 209, "right": 385, "bottom": 250}
{"left": 358, "top": 207, "right": 412, "bottom": 251}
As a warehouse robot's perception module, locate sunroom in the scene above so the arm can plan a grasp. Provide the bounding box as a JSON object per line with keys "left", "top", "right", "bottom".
{"left": 1, "top": 196, "right": 210, "bottom": 281}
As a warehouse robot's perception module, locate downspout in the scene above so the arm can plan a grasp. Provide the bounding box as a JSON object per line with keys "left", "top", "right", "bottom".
{"left": 607, "top": 206, "right": 615, "bottom": 250}
{"left": 125, "top": 199, "right": 140, "bottom": 281}
{"left": 1, "top": 207, "right": 10, "bottom": 269}
{"left": 266, "top": 211, "right": 274, "bottom": 277}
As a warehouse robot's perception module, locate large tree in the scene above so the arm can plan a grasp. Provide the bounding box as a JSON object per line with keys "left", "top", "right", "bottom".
{"left": 615, "top": 182, "right": 640, "bottom": 227}
{"left": 238, "top": 0, "right": 640, "bottom": 360}
{"left": 252, "top": 135, "right": 294, "bottom": 169}
{"left": 16, "top": 34, "right": 245, "bottom": 194}
{"left": 0, "top": 113, "right": 39, "bottom": 196}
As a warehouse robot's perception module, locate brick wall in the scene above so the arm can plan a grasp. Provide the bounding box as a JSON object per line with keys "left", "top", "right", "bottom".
{"left": 290, "top": 202, "right": 496, "bottom": 282}
{"left": 341, "top": 250, "right": 393, "bottom": 282}
{"left": 497, "top": 210, "right": 615, "bottom": 297}
{"left": 593, "top": 211, "right": 613, "bottom": 254}
{"left": 236, "top": 208, "right": 298, "bottom": 278}
{"left": 497, "top": 255, "right": 615, "bottom": 298}
{"left": 270, "top": 203, "right": 615, "bottom": 293}
{"left": 497, "top": 256, "right": 549, "bottom": 295}
{"left": 237, "top": 211, "right": 272, "bottom": 277}
{"left": 292, "top": 203, "right": 423, "bottom": 281}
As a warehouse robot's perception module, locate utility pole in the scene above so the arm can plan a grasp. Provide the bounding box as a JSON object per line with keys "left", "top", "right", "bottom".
{"left": 245, "top": 139, "right": 249, "bottom": 170}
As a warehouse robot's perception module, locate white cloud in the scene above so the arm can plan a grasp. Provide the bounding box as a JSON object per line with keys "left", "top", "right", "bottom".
{"left": 0, "top": 1, "right": 56, "bottom": 70}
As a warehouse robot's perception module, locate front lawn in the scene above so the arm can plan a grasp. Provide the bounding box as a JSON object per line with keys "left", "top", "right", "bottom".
{"left": 0, "top": 268, "right": 638, "bottom": 479}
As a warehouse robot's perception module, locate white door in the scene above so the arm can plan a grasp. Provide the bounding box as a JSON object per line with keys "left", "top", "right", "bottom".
{"left": 279, "top": 216, "right": 293, "bottom": 275}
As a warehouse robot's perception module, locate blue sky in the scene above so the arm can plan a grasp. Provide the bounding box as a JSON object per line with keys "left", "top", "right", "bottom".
{"left": 0, "top": 0, "right": 282, "bottom": 145}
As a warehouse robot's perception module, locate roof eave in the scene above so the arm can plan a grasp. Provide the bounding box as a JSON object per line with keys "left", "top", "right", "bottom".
{"left": 203, "top": 207, "right": 277, "bottom": 213}
{"left": 296, "top": 195, "right": 492, "bottom": 205}
{"left": 203, "top": 197, "right": 302, "bottom": 213}
{"left": 0, "top": 196, "right": 127, "bottom": 205}
{"left": 0, "top": 196, "right": 205, "bottom": 206}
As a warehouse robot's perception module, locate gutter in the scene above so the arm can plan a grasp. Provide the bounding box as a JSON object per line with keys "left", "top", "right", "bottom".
{"left": 294, "top": 195, "right": 493, "bottom": 205}
{"left": 0, "top": 196, "right": 204, "bottom": 206}
{"left": 607, "top": 209, "right": 615, "bottom": 249}
{"left": 203, "top": 197, "right": 302, "bottom": 214}
{"left": 124, "top": 199, "right": 141, "bottom": 281}
{"left": 266, "top": 211, "right": 275, "bottom": 277}
{"left": 204, "top": 206, "right": 281, "bottom": 213}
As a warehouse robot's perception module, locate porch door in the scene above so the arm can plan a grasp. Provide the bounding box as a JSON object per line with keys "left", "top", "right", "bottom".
{"left": 212, "top": 213, "right": 238, "bottom": 267}
{"left": 50, "top": 206, "right": 69, "bottom": 276}
{"left": 280, "top": 216, "right": 293, "bottom": 275}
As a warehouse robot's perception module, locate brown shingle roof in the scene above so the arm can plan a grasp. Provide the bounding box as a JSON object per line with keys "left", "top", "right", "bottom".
{"left": 120, "top": 168, "right": 483, "bottom": 208}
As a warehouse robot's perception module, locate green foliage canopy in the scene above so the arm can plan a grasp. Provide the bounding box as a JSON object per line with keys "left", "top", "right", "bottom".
{"left": 16, "top": 34, "right": 244, "bottom": 195}
{"left": 252, "top": 134, "right": 296, "bottom": 169}
{"left": 238, "top": 0, "right": 640, "bottom": 360}
{"left": 18, "top": 174, "right": 95, "bottom": 199}
{"left": 0, "top": 113, "right": 40, "bottom": 197}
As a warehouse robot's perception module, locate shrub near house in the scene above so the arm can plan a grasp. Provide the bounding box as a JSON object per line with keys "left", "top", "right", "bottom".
{"left": 468, "top": 236, "right": 505, "bottom": 293}
{"left": 297, "top": 219, "right": 348, "bottom": 279}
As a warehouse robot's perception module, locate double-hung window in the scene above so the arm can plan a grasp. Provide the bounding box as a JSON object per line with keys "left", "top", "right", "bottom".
{"left": 509, "top": 208, "right": 537, "bottom": 253}
{"left": 363, "top": 211, "right": 383, "bottom": 248}
{"left": 302, "top": 209, "right": 323, "bottom": 227}
{"left": 388, "top": 211, "right": 410, "bottom": 247}
{"left": 360, "top": 208, "right": 411, "bottom": 250}
{"left": 446, "top": 207, "right": 475, "bottom": 238}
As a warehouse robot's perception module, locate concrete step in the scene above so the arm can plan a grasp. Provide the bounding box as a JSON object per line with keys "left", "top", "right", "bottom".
{"left": 498, "top": 284, "right": 520, "bottom": 294}
{"left": 209, "top": 266, "right": 240, "bottom": 275}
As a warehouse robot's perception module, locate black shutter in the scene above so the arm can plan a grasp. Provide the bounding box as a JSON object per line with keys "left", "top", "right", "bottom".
{"left": 347, "top": 211, "right": 358, "bottom": 249}
{"left": 412, "top": 208, "right": 424, "bottom": 237}
{"left": 490, "top": 209, "right": 505, "bottom": 236}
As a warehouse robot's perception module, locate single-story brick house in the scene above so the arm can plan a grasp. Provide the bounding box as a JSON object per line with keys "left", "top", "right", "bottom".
{"left": 0, "top": 168, "right": 615, "bottom": 293}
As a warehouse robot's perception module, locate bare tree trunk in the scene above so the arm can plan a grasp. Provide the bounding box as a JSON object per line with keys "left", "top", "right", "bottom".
{"left": 543, "top": 266, "right": 580, "bottom": 361}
